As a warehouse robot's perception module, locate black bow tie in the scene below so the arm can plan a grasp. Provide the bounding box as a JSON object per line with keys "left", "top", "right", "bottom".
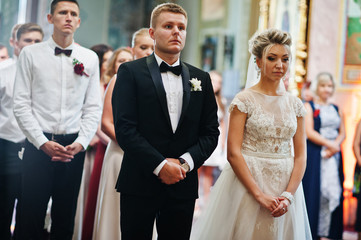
{"left": 55, "top": 47, "right": 72, "bottom": 57}
{"left": 159, "top": 61, "right": 182, "bottom": 76}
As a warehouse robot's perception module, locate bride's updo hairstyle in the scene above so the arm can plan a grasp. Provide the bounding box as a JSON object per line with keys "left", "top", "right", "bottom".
{"left": 249, "top": 28, "right": 292, "bottom": 60}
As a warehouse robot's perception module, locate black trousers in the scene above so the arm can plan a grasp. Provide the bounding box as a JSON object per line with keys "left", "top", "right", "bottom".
{"left": 120, "top": 192, "right": 195, "bottom": 240}
{"left": 14, "top": 133, "right": 85, "bottom": 240}
{"left": 0, "top": 138, "right": 23, "bottom": 240}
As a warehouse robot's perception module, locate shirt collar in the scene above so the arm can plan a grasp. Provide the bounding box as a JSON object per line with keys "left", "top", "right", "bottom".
{"left": 154, "top": 52, "right": 180, "bottom": 67}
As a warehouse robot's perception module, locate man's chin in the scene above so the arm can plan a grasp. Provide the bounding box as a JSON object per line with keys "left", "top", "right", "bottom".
{"left": 167, "top": 47, "right": 183, "bottom": 55}
{"left": 61, "top": 28, "right": 75, "bottom": 35}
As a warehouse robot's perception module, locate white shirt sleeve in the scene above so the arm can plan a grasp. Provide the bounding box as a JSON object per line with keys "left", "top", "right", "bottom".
{"left": 74, "top": 58, "right": 102, "bottom": 149}
{"left": 13, "top": 49, "right": 49, "bottom": 149}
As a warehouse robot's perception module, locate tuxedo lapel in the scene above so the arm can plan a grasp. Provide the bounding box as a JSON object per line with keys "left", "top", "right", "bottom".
{"left": 146, "top": 55, "right": 172, "bottom": 129}
{"left": 177, "top": 62, "right": 190, "bottom": 131}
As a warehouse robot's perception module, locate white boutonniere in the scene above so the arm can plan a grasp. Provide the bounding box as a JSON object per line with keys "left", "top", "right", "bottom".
{"left": 189, "top": 78, "right": 202, "bottom": 91}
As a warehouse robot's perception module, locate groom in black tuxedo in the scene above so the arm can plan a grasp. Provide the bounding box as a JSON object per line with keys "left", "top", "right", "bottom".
{"left": 112, "top": 3, "right": 219, "bottom": 240}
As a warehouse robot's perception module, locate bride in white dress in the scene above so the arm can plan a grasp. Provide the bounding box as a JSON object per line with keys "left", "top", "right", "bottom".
{"left": 191, "top": 29, "right": 312, "bottom": 240}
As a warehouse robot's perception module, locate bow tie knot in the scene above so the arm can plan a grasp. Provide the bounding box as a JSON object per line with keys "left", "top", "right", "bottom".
{"left": 159, "top": 61, "right": 182, "bottom": 76}
{"left": 55, "top": 47, "right": 72, "bottom": 57}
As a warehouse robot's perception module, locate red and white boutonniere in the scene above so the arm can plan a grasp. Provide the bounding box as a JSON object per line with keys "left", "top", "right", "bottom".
{"left": 189, "top": 78, "right": 202, "bottom": 91}
{"left": 313, "top": 109, "right": 320, "bottom": 118}
{"left": 73, "top": 58, "right": 89, "bottom": 77}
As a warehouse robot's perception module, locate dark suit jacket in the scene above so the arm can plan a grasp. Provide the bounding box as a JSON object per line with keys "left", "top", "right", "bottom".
{"left": 112, "top": 54, "right": 219, "bottom": 199}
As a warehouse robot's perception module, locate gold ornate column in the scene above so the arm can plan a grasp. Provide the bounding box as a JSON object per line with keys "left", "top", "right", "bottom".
{"left": 294, "top": 0, "right": 308, "bottom": 92}
{"left": 257, "top": 0, "right": 309, "bottom": 96}
{"left": 259, "top": 0, "right": 270, "bottom": 31}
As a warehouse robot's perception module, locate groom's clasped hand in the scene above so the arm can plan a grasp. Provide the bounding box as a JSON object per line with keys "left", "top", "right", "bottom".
{"left": 158, "top": 158, "right": 187, "bottom": 185}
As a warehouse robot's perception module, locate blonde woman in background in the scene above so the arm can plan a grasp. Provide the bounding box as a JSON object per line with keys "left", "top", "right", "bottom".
{"left": 196, "top": 70, "right": 227, "bottom": 214}
{"left": 302, "top": 72, "right": 345, "bottom": 240}
{"left": 72, "top": 44, "right": 113, "bottom": 240}
{"left": 92, "top": 28, "right": 154, "bottom": 240}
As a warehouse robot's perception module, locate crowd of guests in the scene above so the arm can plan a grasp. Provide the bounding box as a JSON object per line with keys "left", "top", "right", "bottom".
{"left": 1, "top": 0, "right": 361, "bottom": 240}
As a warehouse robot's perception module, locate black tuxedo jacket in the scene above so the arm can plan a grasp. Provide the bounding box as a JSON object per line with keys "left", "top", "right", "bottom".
{"left": 112, "top": 54, "right": 219, "bottom": 199}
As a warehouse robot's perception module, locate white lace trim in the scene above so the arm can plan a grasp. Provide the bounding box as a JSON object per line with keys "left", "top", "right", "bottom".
{"left": 229, "top": 98, "right": 248, "bottom": 113}
{"left": 293, "top": 97, "right": 307, "bottom": 117}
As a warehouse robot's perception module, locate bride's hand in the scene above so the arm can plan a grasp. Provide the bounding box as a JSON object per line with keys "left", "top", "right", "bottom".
{"left": 256, "top": 193, "right": 280, "bottom": 213}
{"left": 271, "top": 197, "right": 290, "bottom": 217}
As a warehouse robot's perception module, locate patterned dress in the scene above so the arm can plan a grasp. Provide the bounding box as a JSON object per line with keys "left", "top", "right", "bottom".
{"left": 191, "top": 89, "right": 312, "bottom": 240}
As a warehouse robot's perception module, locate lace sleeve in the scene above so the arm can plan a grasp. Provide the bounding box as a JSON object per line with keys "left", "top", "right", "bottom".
{"left": 229, "top": 93, "right": 249, "bottom": 114}
{"left": 293, "top": 96, "right": 306, "bottom": 117}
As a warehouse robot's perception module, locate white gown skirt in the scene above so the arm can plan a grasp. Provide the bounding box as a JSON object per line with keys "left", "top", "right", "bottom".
{"left": 93, "top": 140, "right": 123, "bottom": 240}
{"left": 191, "top": 152, "right": 312, "bottom": 240}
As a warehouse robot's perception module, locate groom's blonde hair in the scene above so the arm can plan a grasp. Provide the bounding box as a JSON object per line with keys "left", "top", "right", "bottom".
{"left": 150, "top": 3, "right": 187, "bottom": 28}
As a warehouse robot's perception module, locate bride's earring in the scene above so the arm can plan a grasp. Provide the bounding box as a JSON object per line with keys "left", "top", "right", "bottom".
{"left": 254, "top": 58, "right": 261, "bottom": 79}
{"left": 255, "top": 66, "right": 261, "bottom": 79}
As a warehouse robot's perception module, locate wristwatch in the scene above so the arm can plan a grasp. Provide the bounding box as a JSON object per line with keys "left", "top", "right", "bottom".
{"left": 178, "top": 157, "right": 190, "bottom": 172}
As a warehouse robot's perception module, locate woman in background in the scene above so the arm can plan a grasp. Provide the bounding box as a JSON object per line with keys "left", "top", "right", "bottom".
{"left": 301, "top": 80, "right": 313, "bottom": 102}
{"left": 72, "top": 44, "right": 113, "bottom": 240}
{"left": 81, "top": 44, "right": 114, "bottom": 240}
{"left": 302, "top": 72, "right": 345, "bottom": 240}
{"left": 92, "top": 28, "right": 154, "bottom": 240}
{"left": 196, "top": 70, "right": 227, "bottom": 213}
{"left": 353, "top": 119, "right": 361, "bottom": 240}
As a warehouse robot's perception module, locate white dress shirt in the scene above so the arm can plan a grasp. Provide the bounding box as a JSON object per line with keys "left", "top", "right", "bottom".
{"left": 13, "top": 37, "right": 102, "bottom": 150}
{"left": 0, "top": 59, "right": 26, "bottom": 143}
{"left": 153, "top": 53, "right": 194, "bottom": 175}
{"left": 0, "top": 57, "right": 17, "bottom": 69}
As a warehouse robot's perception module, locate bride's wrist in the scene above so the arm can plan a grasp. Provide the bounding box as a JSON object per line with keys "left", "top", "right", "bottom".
{"left": 253, "top": 191, "right": 264, "bottom": 203}
{"left": 280, "top": 191, "right": 294, "bottom": 205}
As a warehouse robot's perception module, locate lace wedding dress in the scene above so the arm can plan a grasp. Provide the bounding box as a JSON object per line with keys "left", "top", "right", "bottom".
{"left": 191, "top": 89, "right": 312, "bottom": 240}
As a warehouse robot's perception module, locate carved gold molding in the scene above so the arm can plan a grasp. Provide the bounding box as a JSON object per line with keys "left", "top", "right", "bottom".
{"left": 295, "top": 0, "right": 308, "bottom": 86}
{"left": 259, "top": 0, "right": 309, "bottom": 96}
{"left": 259, "top": 0, "right": 270, "bottom": 31}
{"left": 288, "top": 0, "right": 309, "bottom": 96}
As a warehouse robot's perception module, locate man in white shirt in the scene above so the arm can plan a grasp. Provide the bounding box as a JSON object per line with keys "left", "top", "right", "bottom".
{"left": 0, "top": 44, "right": 9, "bottom": 62}
{"left": 0, "top": 22, "right": 44, "bottom": 240}
{"left": 13, "top": 1, "right": 101, "bottom": 239}
{"left": 0, "top": 24, "right": 22, "bottom": 69}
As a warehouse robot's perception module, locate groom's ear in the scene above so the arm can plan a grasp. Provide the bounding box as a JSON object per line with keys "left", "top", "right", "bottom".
{"left": 149, "top": 28, "right": 155, "bottom": 40}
